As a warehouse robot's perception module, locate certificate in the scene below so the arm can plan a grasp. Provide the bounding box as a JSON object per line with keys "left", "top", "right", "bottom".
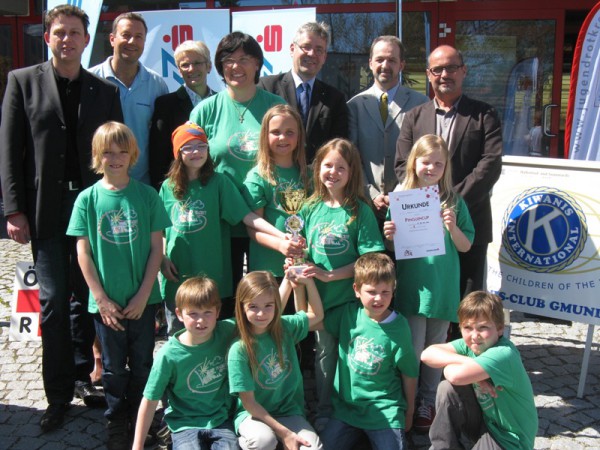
{"left": 389, "top": 186, "right": 445, "bottom": 260}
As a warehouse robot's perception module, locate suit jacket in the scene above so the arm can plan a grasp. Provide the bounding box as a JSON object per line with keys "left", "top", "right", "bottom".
{"left": 348, "top": 84, "right": 428, "bottom": 199}
{"left": 0, "top": 60, "right": 123, "bottom": 239}
{"left": 148, "top": 85, "right": 215, "bottom": 190}
{"left": 394, "top": 95, "right": 502, "bottom": 244}
{"left": 258, "top": 71, "right": 349, "bottom": 162}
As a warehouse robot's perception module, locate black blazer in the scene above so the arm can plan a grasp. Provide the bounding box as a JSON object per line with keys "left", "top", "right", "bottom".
{"left": 0, "top": 60, "right": 123, "bottom": 238}
{"left": 394, "top": 95, "right": 502, "bottom": 244}
{"left": 148, "top": 85, "right": 215, "bottom": 190}
{"left": 258, "top": 71, "right": 349, "bottom": 162}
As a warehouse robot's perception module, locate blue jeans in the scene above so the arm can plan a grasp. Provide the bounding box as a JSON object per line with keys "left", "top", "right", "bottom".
{"left": 94, "top": 304, "right": 156, "bottom": 420}
{"left": 171, "top": 421, "right": 239, "bottom": 450}
{"left": 32, "top": 190, "right": 94, "bottom": 404}
{"left": 320, "top": 418, "right": 407, "bottom": 450}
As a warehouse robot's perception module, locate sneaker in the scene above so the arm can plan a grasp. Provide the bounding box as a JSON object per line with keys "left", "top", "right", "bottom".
{"left": 413, "top": 403, "right": 435, "bottom": 433}
{"left": 107, "top": 417, "right": 130, "bottom": 450}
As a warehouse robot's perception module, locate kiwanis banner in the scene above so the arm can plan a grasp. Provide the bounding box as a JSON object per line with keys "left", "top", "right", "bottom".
{"left": 487, "top": 156, "right": 600, "bottom": 325}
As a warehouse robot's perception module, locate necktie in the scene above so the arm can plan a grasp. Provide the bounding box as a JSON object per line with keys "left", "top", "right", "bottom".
{"left": 380, "top": 92, "right": 388, "bottom": 125}
{"left": 299, "top": 82, "right": 311, "bottom": 124}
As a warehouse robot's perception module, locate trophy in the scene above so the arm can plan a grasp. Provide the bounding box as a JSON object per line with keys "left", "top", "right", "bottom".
{"left": 280, "top": 187, "right": 307, "bottom": 269}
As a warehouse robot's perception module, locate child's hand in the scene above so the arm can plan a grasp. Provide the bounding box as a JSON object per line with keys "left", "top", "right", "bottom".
{"left": 475, "top": 379, "right": 503, "bottom": 398}
{"left": 302, "top": 263, "right": 329, "bottom": 282}
{"left": 383, "top": 220, "right": 396, "bottom": 241}
{"left": 123, "top": 292, "right": 148, "bottom": 320}
{"left": 278, "top": 235, "right": 306, "bottom": 259}
{"left": 442, "top": 208, "right": 456, "bottom": 233}
{"left": 282, "top": 430, "right": 311, "bottom": 450}
{"left": 285, "top": 266, "right": 311, "bottom": 287}
{"left": 96, "top": 296, "right": 125, "bottom": 331}
{"left": 160, "top": 256, "right": 179, "bottom": 282}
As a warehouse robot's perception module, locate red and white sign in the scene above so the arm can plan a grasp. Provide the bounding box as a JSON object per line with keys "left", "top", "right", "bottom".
{"left": 232, "top": 8, "right": 316, "bottom": 77}
{"left": 139, "top": 10, "right": 230, "bottom": 93}
{"left": 9, "top": 262, "right": 41, "bottom": 341}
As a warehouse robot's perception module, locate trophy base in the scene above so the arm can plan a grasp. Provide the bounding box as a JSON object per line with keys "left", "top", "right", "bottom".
{"left": 288, "top": 264, "right": 307, "bottom": 276}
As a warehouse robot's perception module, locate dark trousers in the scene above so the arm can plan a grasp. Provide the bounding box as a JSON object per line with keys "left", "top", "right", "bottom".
{"left": 430, "top": 380, "right": 502, "bottom": 450}
{"left": 31, "top": 190, "right": 94, "bottom": 404}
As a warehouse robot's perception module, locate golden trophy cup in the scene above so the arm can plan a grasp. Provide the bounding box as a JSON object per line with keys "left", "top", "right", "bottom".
{"left": 280, "top": 188, "right": 307, "bottom": 269}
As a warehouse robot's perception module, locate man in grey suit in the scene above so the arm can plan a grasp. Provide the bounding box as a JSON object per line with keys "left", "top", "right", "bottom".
{"left": 348, "top": 35, "right": 428, "bottom": 218}
{"left": 258, "top": 21, "right": 348, "bottom": 162}
{"left": 0, "top": 4, "right": 123, "bottom": 432}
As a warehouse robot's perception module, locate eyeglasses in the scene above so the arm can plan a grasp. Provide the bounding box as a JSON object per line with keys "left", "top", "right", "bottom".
{"left": 222, "top": 56, "right": 254, "bottom": 68}
{"left": 179, "top": 60, "right": 208, "bottom": 70}
{"left": 180, "top": 143, "right": 209, "bottom": 154}
{"left": 428, "top": 64, "right": 464, "bottom": 76}
{"left": 295, "top": 43, "right": 326, "bottom": 56}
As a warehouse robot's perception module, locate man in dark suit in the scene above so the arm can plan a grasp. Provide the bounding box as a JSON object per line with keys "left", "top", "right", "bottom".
{"left": 0, "top": 4, "right": 123, "bottom": 432}
{"left": 149, "top": 40, "right": 216, "bottom": 190}
{"left": 258, "top": 21, "right": 349, "bottom": 163}
{"left": 395, "top": 45, "right": 502, "bottom": 330}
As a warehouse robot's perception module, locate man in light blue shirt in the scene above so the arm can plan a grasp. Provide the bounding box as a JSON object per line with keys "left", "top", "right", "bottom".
{"left": 90, "top": 12, "right": 168, "bottom": 184}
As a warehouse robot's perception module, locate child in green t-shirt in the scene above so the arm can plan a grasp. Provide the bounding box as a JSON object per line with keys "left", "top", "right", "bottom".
{"left": 132, "top": 276, "right": 238, "bottom": 450}
{"left": 421, "top": 291, "right": 538, "bottom": 450}
{"left": 317, "top": 252, "right": 418, "bottom": 450}
{"left": 67, "top": 122, "right": 171, "bottom": 449}
{"left": 228, "top": 270, "right": 324, "bottom": 450}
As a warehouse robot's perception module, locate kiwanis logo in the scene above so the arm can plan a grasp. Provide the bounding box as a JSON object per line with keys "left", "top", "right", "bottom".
{"left": 502, "top": 187, "right": 588, "bottom": 273}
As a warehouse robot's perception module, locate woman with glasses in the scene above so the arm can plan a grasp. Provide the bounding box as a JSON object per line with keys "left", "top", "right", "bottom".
{"left": 189, "top": 32, "right": 286, "bottom": 318}
{"left": 149, "top": 40, "right": 217, "bottom": 190}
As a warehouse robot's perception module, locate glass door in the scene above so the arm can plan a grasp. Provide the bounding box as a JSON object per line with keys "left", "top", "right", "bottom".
{"left": 438, "top": 8, "right": 564, "bottom": 157}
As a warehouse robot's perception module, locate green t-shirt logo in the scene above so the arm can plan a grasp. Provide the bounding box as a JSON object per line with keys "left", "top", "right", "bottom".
{"left": 172, "top": 198, "right": 207, "bottom": 234}
{"left": 187, "top": 356, "right": 227, "bottom": 394}
{"left": 257, "top": 348, "right": 291, "bottom": 389}
{"left": 227, "top": 130, "right": 258, "bottom": 161}
{"left": 100, "top": 208, "right": 138, "bottom": 244}
{"left": 313, "top": 221, "right": 350, "bottom": 256}
{"left": 348, "top": 336, "right": 385, "bottom": 376}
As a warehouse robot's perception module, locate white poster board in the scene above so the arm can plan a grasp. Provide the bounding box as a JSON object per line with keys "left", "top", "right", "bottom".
{"left": 232, "top": 8, "right": 316, "bottom": 78}
{"left": 488, "top": 156, "right": 600, "bottom": 324}
{"left": 9, "top": 262, "right": 41, "bottom": 341}
{"left": 139, "top": 10, "right": 230, "bottom": 93}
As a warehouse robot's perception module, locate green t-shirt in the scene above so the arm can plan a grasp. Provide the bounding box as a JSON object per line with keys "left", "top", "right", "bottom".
{"left": 451, "top": 337, "right": 537, "bottom": 450}
{"left": 325, "top": 303, "right": 419, "bottom": 429}
{"left": 243, "top": 165, "right": 308, "bottom": 276}
{"left": 299, "top": 200, "right": 385, "bottom": 310}
{"left": 160, "top": 175, "right": 251, "bottom": 299}
{"left": 143, "top": 320, "right": 237, "bottom": 432}
{"left": 189, "top": 89, "right": 285, "bottom": 237}
{"left": 394, "top": 195, "right": 474, "bottom": 322}
{"left": 67, "top": 179, "right": 171, "bottom": 313}
{"left": 228, "top": 312, "right": 308, "bottom": 432}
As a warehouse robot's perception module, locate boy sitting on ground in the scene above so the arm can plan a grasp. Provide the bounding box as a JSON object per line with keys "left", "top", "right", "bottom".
{"left": 421, "top": 291, "right": 538, "bottom": 450}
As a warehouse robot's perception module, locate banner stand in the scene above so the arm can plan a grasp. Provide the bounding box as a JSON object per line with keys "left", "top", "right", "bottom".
{"left": 577, "top": 325, "right": 596, "bottom": 398}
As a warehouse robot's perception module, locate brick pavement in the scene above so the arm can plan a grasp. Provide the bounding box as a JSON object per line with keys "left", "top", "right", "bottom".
{"left": 1, "top": 235, "right": 600, "bottom": 449}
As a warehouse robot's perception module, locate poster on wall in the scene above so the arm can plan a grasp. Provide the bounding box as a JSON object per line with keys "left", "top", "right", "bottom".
{"left": 232, "top": 8, "right": 316, "bottom": 78}
{"left": 139, "top": 10, "right": 230, "bottom": 93}
{"left": 487, "top": 156, "right": 600, "bottom": 325}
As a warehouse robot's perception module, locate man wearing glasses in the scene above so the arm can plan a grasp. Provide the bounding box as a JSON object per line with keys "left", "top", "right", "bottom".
{"left": 258, "top": 21, "right": 349, "bottom": 163}
{"left": 394, "top": 45, "right": 502, "bottom": 421}
{"left": 149, "top": 41, "right": 216, "bottom": 190}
